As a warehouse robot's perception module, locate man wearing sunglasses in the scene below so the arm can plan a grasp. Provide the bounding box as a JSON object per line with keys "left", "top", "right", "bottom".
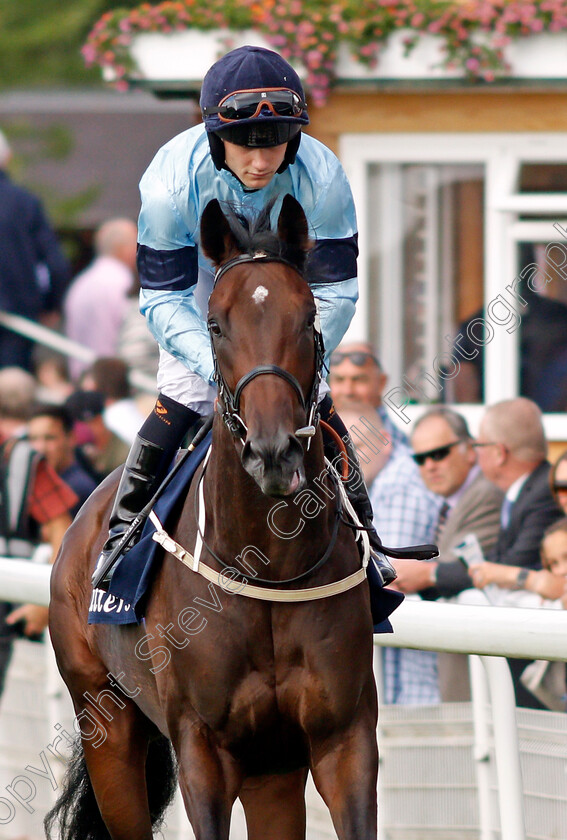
{"left": 392, "top": 407, "right": 503, "bottom": 701}
{"left": 329, "top": 341, "right": 409, "bottom": 453}
{"left": 92, "top": 45, "right": 413, "bottom": 613}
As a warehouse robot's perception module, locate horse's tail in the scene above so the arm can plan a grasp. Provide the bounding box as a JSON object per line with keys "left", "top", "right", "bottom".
{"left": 44, "top": 734, "right": 178, "bottom": 839}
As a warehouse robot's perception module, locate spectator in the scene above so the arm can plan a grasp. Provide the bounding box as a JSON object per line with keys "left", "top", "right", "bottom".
{"left": 473, "top": 396, "right": 563, "bottom": 708}
{"left": 0, "top": 129, "right": 71, "bottom": 371}
{"left": 32, "top": 346, "right": 74, "bottom": 405}
{"left": 468, "top": 543, "right": 565, "bottom": 603}
{"left": 329, "top": 341, "right": 409, "bottom": 451}
{"left": 79, "top": 357, "right": 146, "bottom": 445}
{"left": 0, "top": 367, "right": 77, "bottom": 696}
{"left": 339, "top": 400, "right": 443, "bottom": 705}
{"left": 63, "top": 217, "right": 138, "bottom": 381}
{"left": 470, "top": 517, "right": 567, "bottom": 710}
{"left": 539, "top": 517, "right": 567, "bottom": 609}
{"left": 392, "top": 407, "right": 504, "bottom": 701}
{"left": 550, "top": 450, "right": 567, "bottom": 514}
{"left": 452, "top": 284, "right": 567, "bottom": 412}
{"left": 65, "top": 390, "right": 129, "bottom": 478}
{"left": 116, "top": 276, "right": 160, "bottom": 381}
{"left": 27, "top": 404, "right": 98, "bottom": 517}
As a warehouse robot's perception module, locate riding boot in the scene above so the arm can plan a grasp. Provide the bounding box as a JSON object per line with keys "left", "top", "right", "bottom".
{"left": 92, "top": 395, "right": 202, "bottom": 591}
{"left": 92, "top": 435, "right": 166, "bottom": 591}
{"left": 319, "top": 397, "right": 397, "bottom": 587}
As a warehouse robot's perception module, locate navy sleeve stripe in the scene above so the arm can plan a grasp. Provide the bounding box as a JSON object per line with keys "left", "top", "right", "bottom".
{"left": 137, "top": 244, "right": 198, "bottom": 291}
{"left": 305, "top": 235, "right": 358, "bottom": 285}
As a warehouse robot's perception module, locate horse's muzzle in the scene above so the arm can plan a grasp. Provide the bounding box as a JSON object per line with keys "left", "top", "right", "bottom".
{"left": 241, "top": 432, "right": 306, "bottom": 497}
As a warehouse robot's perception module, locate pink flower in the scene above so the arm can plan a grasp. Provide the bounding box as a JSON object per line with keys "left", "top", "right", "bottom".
{"left": 81, "top": 44, "right": 96, "bottom": 64}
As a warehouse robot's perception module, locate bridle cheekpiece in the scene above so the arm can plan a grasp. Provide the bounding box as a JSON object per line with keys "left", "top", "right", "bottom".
{"left": 208, "top": 253, "right": 325, "bottom": 445}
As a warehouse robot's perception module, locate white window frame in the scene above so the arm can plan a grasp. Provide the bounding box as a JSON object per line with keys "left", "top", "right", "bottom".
{"left": 340, "top": 132, "right": 567, "bottom": 439}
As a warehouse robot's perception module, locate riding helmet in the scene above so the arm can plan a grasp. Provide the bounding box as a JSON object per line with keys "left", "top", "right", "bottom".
{"left": 200, "top": 45, "right": 309, "bottom": 172}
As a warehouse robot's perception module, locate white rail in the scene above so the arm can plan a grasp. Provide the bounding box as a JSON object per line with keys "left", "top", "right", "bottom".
{"left": 0, "top": 558, "right": 51, "bottom": 605}
{"left": 373, "top": 597, "right": 567, "bottom": 660}
{"left": 373, "top": 599, "right": 567, "bottom": 840}
{"left": 0, "top": 309, "right": 156, "bottom": 395}
{"left": 1, "top": 561, "right": 565, "bottom": 839}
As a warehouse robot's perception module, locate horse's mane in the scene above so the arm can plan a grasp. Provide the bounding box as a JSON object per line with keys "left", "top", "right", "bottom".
{"left": 222, "top": 196, "right": 309, "bottom": 273}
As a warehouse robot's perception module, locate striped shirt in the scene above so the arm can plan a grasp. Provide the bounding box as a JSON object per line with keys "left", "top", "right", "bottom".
{"left": 370, "top": 446, "right": 443, "bottom": 705}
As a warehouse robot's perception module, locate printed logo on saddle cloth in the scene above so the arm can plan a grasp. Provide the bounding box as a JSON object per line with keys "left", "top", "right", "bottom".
{"left": 88, "top": 588, "right": 136, "bottom": 623}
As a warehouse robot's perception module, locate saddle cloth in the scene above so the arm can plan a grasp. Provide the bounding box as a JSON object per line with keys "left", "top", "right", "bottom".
{"left": 88, "top": 433, "right": 212, "bottom": 625}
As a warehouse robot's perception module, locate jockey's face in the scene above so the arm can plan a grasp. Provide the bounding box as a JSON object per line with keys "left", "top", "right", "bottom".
{"left": 223, "top": 140, "right": 287, "bottom": 189}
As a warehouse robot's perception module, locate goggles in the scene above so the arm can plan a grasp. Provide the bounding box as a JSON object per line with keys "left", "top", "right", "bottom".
{"left": 329, "top": 351, "right": 381, "bottom": 368}
{"left": 412, "top": 440, "right": 463, "bottom": 467}
{"left": 203, "top": 88, "right": 306, "bottom": 122}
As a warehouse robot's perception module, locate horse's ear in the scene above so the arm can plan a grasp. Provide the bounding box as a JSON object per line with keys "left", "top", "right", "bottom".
{"left": 277, "top": 194, "right": 310, "bottom": 256}
{"left": 200, "top": 199, "right": 238, "bottom": 266}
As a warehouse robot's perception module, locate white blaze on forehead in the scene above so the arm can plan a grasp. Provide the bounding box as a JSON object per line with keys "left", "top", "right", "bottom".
{"left": 252, "top": 285, "right": 269, "bottom": 305}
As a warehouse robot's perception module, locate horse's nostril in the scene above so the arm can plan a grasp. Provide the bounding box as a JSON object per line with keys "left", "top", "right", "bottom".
{"left": 241, "top": 432, "right": 305, "bottom": 484}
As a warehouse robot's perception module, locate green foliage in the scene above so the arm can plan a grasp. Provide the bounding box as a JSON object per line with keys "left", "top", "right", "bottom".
{"left": 2, "top": 121, "right": 100, "bottom": 228}
{"left": 0, "top": 0, "right": 143, "bottom": 89}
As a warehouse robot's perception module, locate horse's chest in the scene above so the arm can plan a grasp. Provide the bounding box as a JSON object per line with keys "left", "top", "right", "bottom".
{"left": 212, "top": 668, "right": 312, "bottom": 775}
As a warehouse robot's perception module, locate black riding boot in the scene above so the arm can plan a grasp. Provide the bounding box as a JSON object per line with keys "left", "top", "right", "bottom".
{"left": 92, "top": 435, "right": 166, "bottom": 591}
{"left": 92, "top": 395, "right": 201, "bottom": 591}
{"left": 319, "top": 397, "right": 397, "bottom": 586}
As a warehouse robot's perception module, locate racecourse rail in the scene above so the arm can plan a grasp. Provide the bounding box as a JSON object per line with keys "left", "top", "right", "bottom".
{"left": 2, "top": 556, "right": 565, "bottom": 840}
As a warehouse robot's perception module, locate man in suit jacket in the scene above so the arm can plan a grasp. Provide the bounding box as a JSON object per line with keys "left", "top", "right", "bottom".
{"left": 392, "top": 407, "right": 503, "bottom": 701}
{"left": 470, "top": 397, "right": 562, "bottom": 708}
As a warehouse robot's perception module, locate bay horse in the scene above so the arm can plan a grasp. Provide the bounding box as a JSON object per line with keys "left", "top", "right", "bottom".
{"left": 46, "top": 194, "right": 386, "bottom": 840}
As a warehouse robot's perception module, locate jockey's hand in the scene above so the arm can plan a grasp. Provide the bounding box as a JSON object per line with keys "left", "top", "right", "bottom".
{"left": 5, "top": 604, "right": 49, "bottom": 638}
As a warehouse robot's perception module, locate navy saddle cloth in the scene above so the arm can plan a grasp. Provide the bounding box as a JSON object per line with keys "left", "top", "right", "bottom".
{"left": 88, "top": 432, "right": 212, "bottom": 625}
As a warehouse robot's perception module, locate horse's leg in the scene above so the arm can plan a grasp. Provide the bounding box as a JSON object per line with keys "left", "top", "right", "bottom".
{"left": 80, "top": 698, "right": 157, "bottom": 840}
{"left": 51, "top": 632, "right": 168, "bottom": 840}
{"left": 173, "top": 729, "right": 240, "bottom": 840}
{"left": 239, "top": 768, "right": 308, "bottom": 840}
{"left": 309, "top": 717, "right": 378, "bottom": 840}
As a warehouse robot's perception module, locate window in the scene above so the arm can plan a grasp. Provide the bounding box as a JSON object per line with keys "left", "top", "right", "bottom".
{"left": 340, "top": 134, "right": 567, "bottom": 437}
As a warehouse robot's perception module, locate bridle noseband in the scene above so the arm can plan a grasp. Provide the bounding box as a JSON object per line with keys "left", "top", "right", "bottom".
{"left": 208, "top": 252, "right": 325, "bottom": 444}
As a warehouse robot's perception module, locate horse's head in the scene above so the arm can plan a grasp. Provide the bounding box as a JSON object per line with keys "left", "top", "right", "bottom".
{"left": 201, "top": 195, "right": 323, "bottom": 498}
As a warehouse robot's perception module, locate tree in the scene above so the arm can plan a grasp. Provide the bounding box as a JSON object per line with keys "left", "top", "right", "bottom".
{"left": 0, "top": 0, "right": 141, "bottom": 89}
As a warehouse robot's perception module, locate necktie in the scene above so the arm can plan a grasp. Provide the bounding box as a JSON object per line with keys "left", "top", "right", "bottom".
{"left": 435, "top": 501, "right": 450, "bottom": 542}
{"left": 501, "top": 497, "right": 513, "bottom": 529}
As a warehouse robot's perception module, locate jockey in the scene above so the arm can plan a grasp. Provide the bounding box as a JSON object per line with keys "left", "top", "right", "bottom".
{"left": 93, "top": 45, "right": 405, "bottom": 596}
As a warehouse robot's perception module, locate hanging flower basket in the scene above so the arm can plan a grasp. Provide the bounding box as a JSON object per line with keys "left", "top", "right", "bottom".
{"left": 335, "top": 30, "right": 463, "bottom": 81}
{"left": 107, "top": 29, "right": 280, "bottom": 87}
{"left": 83, "top": 1, "right": 567, "bottom": 104}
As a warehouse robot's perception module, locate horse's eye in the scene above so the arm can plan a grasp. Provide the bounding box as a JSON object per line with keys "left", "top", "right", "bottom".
{"left": 305, "top": 311, "right": 316, "bottom": 329}
{"left": 208, "top": 320, "right": 222, "bottom": 337}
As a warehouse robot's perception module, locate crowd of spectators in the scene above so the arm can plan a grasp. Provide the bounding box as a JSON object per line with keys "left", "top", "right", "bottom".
{"left": 328, "top": 344, "right": 567, "bottom": 712}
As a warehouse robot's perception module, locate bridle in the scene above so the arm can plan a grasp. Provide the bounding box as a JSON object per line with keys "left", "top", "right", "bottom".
{"left": 209, "top": 252, "right": 326, "bottom": 446}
